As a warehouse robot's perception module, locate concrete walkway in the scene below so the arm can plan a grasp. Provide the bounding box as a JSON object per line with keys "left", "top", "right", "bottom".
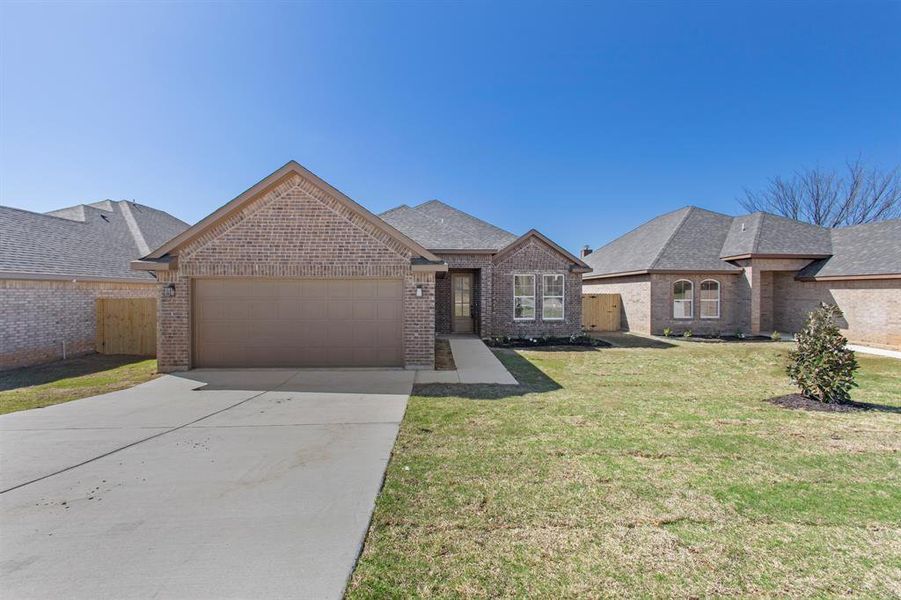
{"left": 848, "top": 344, "right": 901, "bottom": 360}
{"left": 1, "top": 369, "right": 413, "bottom": 600}
{"left": 415, "top": 336, "right": 518, "bottom": 385}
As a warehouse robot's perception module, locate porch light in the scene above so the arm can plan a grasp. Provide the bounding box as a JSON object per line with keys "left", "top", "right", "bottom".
{"left": 163, "top": 283, "right": 176, "bottom": 298}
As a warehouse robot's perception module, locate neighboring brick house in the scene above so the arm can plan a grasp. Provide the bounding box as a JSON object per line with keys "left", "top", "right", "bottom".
{"left": 134, "top": 161, "right": 590, "bottom": 372}
{"left": 0, "top": 201, "right": 189, "bottom": 370}
{"left": 582, "top": 206, "right": 901, "bottom": 350}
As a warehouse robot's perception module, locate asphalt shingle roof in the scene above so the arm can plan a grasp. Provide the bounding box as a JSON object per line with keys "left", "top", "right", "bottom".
{"left": 585, "top": 206, "right": 900, "bottom": 279}
{"left": 0, "top": 201, "right": 189, "bottom": 280}
{"left": 583, "top": 207, "right": 742, "bottom": 276}
{"left": 380, "top": 200, "right": 519, "bottom": 251}
{"left": 720, "top": 212, "right": 832, "bottom": 257}
{"left": 797, "top": 220, "right": 901, "bottom": 278}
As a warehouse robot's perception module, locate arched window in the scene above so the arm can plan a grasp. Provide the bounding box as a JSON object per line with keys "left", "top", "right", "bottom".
{"left": 673, "top": 280, "right": 693, "bottom": 319}
{"left": 700, "top": 280, "right": 720, "bottom": 319}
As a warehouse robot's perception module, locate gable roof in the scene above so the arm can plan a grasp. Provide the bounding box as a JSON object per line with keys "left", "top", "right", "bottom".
{"left": 140, "top": 161, "right": 441, "bottom": 267}
{"left": 582, "top": 207, "right": 742, "bottom": 278}
{"left": 797, "top": 220, "right": 901, "bottom": 279}
{"left": 379, "top": 200, "right": 519, "bottom": 251}
{"left": 0, "top": 201, "right": 188, "bottom": 281}
{"left": 493, "top": 229, "right": 591, "bottom": 271}
{"left": 584, "top": 205, "right": 901, "bottom": 280}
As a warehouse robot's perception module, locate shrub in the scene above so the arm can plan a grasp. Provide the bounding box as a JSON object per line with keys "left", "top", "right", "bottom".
{"left": 682, "top": 329, "right": 693, "bottom": 338}
{"left": 735, "top": 329, "right": 746, "bottom": 340}
{"left": 662, "top": 327, "right": 672, "bottom": 337}
{"left": 787, "top": 303, "right": 859, "bottom": 403}
{"left": 771, "top": 330, "right": 782, "bottom": 342}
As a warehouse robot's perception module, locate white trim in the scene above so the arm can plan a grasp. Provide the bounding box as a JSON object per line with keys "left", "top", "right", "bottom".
{"left": 513, "top": 273, "right": 536, "bottom": 321}
{"left": 699, "top": 279, "right": 721, "bottom": 319}
{"left": 541, "top": 273, "right": 565, "bottom": 321}
{"left": 672, "top": 279, "right": 693, "bottom": 319}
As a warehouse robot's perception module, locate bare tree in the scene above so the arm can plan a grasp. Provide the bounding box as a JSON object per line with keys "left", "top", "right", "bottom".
{"left": 740, "top": 160, "right": 901, "bottom": 227}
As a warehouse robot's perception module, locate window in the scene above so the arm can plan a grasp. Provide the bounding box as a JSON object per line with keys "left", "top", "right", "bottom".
{"left": 673, "top": 280, "right": 693, "bottom": 319}
{"left": 513, "top": 274, "right": 535, "bottom": 320}
{"left": 542, "top": 274, "right": 565, "bottom": 320}
{"left": 700, "top": 280, "right": 720, "bottom": 319}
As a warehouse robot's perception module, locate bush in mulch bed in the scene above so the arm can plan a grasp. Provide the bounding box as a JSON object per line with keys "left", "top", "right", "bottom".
{"left": 768, "top": 394, "right": 900, "bottom": 414}
{"left": 484, "top": 334, "right": 611, "bottom": 349}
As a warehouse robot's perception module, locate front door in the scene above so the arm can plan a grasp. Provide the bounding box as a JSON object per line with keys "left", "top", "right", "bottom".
{"left": 452, "top": 272, "right": 474, "bottom": 333}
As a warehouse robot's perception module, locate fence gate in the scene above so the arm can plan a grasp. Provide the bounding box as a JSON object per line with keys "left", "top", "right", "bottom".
{"left": 95, "top": 298, "right": 157, "bottom": 356}
{"left": 582, "top": 293, "right": 621, "bottom": 332}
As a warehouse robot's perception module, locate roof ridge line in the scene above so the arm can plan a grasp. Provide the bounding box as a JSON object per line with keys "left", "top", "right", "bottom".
{"left": 751, "top": 212, "right": 766, "bottom": 253}
{"left": 649, "top": 207, "right": 693, "bottom": 270}
{"left": 119, "top": 201, "right": 151, "bottom": 256}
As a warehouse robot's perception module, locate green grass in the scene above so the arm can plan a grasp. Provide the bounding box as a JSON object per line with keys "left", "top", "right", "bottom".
{"left": 0, "top": 354, "right": 158, "bottom": 415}
{"left": 348, "top": 341, "right": 901, "bottom": 598}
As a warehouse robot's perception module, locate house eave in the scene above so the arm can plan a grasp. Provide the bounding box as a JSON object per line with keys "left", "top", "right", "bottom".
{"left": 720, "top": 253, "right": 832, "bottom": 261}
{"left": 0, "top": 271, "right": 157, "bottom": 284}
{"left": 795, "top": 273, "right": 901, "bottom": 282}
{"left": 131, "top": 255, "right": 178, "bottom": 272}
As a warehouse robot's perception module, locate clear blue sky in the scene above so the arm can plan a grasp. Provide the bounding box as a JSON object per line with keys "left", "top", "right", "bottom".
{"left": 1, "top": 1, "right": 899, "bottom": 252}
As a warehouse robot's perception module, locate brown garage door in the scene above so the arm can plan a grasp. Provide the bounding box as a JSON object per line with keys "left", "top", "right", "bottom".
{"left": 193, "top": 279, "right": 403, "bottom": 368}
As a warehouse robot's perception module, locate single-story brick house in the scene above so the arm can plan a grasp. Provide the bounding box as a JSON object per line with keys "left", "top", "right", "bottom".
{"left": 581, "top": 206, "right": 901, "bottom": 349}
{"left": 133, "top": 161, "right": 590, "bottom": 371}
{"left": 0, "top": 201, "right": 189, "bottom": 370}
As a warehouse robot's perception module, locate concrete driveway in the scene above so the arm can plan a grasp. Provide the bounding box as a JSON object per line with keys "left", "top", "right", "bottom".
{"left": 0, "top": 369, "right": 413, "bottom": 599}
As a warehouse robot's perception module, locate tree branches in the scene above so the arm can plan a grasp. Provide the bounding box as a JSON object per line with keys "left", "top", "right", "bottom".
{"left": 740, "top": 160, "right": 901, "bottom": 227}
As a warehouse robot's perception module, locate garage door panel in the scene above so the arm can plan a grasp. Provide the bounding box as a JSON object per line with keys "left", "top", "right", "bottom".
{"left": 194, "top": 279, "right": 404, "bottom": 368}
{"left": 377, "top": 301, "right": 401, "bottom": 321}
{"left": 328, "top": 280, "right": 354, "bottom": 299}
{"left": 377, "top": 279, "right": 402, "bottom": 299}
{"left": 327, "top": 300, "right": 354, "bottom": 320}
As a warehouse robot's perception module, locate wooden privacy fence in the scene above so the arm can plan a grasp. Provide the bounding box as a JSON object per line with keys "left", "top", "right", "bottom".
{"left": 582, "top": 293, "right": 621, "bottom": 332}
{"left": 95, "top": 298, "right": 157, "bottom": 356}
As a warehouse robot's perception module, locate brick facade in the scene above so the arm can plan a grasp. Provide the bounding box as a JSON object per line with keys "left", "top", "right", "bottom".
{"left": 434, "top": 254, "right": 492, "bottom": 335}
{"left": 1, "top": 278, "right": 156, "bottom": 370}
{"left": 154, "top": 172, "right": 436, "bottom": 371}
{"left": 583, "top": 275, "right": 652, "bottom": 333}
{"left": 582, "top": 263, "right": 901, "bottom": 349}
{"left": 772, "top": 275, "right": 901, "bottom": 350}
{"left": 490, "top": 238, "right": 583, "bottom": 338}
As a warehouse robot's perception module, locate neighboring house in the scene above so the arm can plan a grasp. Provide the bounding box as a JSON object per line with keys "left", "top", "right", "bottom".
{"left": 581, "top": 206, "right": 901, "bottom": 349}
{"left": 133, "top": 161, "right": 590, "bottom": 371}
{"left": 0, "top": 200, "right": 189, "bottom": 370}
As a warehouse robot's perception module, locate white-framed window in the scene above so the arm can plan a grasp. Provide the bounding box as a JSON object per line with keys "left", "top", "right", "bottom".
{"left": 673, "top": 279, "right": 693, "bottom": 319}
{"left": 513, "top": 274, "right": 535, "bottom": 320}
{"left": 542, "top": 274, "right": 565, "bottom": 320}
{"left": 700, "top": 279, "right": 720, "bottom": 319}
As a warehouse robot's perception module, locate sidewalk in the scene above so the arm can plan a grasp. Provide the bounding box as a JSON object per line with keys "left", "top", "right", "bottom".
{"left": 415, "top": 337, "right": 518, "bottom": 385}
{"left": 848, "top": 344, "right": 901, "bottom": 360}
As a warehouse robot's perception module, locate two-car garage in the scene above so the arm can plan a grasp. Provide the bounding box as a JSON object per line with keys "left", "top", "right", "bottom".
{"left": 192, "top": 278, "right": 404, "bottom": 368}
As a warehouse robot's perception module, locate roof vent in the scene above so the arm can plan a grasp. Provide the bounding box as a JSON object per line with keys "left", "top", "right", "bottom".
{"left": 741, "top": 223, "right": 746, "bottom": 232}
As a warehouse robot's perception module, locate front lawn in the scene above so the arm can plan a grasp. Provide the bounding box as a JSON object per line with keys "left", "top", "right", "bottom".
{"left": 349, "top": 341, "right": 901, "bottom": 598}
{"left": 0, "top": 354, "right": 158, "bottom": 415}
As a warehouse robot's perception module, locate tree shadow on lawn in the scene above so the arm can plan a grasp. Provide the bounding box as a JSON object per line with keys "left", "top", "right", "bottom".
{"left": 414, "top": 349, "right": 562, "bottom": 400}
{"left": 0, "top": 354, "right": 151, "bottom": 392}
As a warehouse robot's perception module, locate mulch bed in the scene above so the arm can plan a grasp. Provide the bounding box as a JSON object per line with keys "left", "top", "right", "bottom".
{"left": 435, "top": 338, "right": 456, "bottom": 371}
{"left": 767, "top": 394, "right": 883, "bottom": 413}
{"left": 485, "top": 336, "right": 611, "bottom": 349}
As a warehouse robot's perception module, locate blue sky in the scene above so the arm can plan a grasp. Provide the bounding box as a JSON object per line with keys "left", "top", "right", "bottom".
{"left": 1, "top": 1, "right": 898, "bottom": 252}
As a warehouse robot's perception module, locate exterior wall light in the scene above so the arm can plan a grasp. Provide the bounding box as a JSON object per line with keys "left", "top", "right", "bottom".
{"left": 163, "top": 283, "right": 177, "bottom": 298}
{"left": 415, "top": 284, "right": 423, "bottom": 297}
